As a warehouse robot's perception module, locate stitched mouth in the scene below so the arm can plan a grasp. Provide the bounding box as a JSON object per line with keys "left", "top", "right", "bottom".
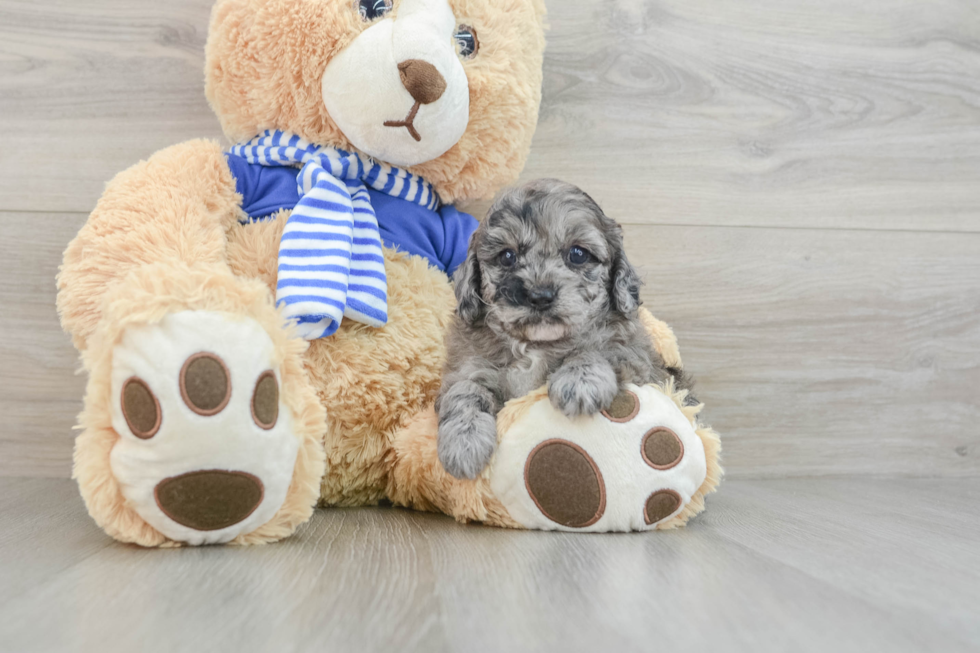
{"left": 384, "top": 101, "right": 423, "bottom": 142}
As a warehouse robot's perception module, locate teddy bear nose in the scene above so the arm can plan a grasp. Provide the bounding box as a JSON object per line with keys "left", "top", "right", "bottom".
{"left": 397, "top": 59, "right": 447, "bottom": 105}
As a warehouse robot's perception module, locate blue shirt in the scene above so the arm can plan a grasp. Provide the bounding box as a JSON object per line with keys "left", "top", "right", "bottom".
{"left": 225, "top": 153, "right": 477, "bottom": 276}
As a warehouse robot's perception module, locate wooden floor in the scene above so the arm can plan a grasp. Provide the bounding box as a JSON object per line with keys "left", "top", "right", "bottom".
{"left": 1, "top": 0, "right": 978, "bottom": 650}
{"left": 0, "top": 476, "right": 977, "bottom": 653}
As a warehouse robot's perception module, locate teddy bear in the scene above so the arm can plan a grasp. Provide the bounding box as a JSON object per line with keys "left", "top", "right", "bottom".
{"left": 56, "top": 0, "right": 721, "bottom": 546}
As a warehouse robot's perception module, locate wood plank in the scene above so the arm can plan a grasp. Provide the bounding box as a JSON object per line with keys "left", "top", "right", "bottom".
{"left": 3, "top": 213, "right": 979, "bottom": 478}
{"left": 0, "top": 213, "right": 85, "bottom": 478}
{"left": 0, "top": 0, "right": 223, "bottom": 212}
{"left": 1, "top": 0, "right": 979, "bottom": 232}
{"left": 0, "top": 478, "right": 112, "bottom": 608}
{"left": 626, "top": 224, "right": 980, "bottom": 478}
{"left": 0, "top": 477, "right": 976, "bottom": 652}
{"left": 710, "top": 477, "right": 980, "bottom": 642}
{"left": 523, "top": 0, "right": 980, "bottom": 231}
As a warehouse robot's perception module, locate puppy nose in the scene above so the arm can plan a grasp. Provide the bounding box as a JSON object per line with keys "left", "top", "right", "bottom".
{"left": 527, "top": 286, "right": 557, "bottom": 309}
{"left": 397, "top": 59, "right": 446, "bottom": 105}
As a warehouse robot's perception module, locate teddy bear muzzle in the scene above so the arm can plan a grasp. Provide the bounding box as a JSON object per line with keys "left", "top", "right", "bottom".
{"left": 320, "top": 0, "right": 469, "bottom": 167}
{"left": 382, "top": 59, "right": 448, "bottom": 142}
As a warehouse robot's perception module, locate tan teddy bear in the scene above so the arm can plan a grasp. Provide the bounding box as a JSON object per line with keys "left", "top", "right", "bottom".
{"left": 57, "top": 0, "right": 720, "bottom": 546}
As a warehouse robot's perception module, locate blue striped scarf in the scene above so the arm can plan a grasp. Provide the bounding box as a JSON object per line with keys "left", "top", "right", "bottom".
{"left": 229, "top": 131, "right": 440, "bottom": 339}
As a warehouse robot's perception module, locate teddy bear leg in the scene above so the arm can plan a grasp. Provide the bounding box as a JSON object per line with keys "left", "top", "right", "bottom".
{"left": 79, "top": 266, "right": 325, "bottom": 546}
{"left": 386, "top": 406, "right": 522, "bottom": 528}
{"left": 486, "top": 310, "right": 721, "bottom": 531}
{"left": 59, "top": 141, "right": 326, "bottom": 545}
{"left": 487, "top": 382, "right": 721, "bottom": 532}
{"left": 387, "top": 310, "right": 721, "bottom": 531}
{"left": 386, "top": 383, "right": 720, "bottom": 531}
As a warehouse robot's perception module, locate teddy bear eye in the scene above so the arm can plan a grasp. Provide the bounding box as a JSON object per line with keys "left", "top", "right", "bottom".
{"left": 454, "top": 25, "right": 479, "bottom": 59}
{"left": 357, "top": 0, "right": 392, "bottom": 21}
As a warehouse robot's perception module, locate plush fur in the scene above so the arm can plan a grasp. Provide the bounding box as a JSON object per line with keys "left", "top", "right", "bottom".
{"left": 226, "top": 214, "right": 458, "bottom": 507}
{"left": 58, "top": 141, "right": 326, "bottom": 546}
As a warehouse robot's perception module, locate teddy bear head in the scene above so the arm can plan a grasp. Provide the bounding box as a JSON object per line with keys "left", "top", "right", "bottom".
{"left": 205, "top": 0, "right": 546, "bottom": 204}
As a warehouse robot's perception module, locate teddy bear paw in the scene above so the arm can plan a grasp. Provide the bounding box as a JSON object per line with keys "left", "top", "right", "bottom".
{"left": 108, "top": 311, "right": 299, "bottom": 545}
{"left": 489, "top": 384, "right": 707, "bottom": 532}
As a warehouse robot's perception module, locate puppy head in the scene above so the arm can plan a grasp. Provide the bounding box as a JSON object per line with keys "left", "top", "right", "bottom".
{"left": 454, "top": 179, "right": 641, "bottom": 344}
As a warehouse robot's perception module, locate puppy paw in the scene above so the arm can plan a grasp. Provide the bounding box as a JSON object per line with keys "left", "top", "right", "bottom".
{"left": 438, "top": 411, "right": 498, "bottom": 480}
{"left": 548, "top": 360, "right": 618, "bottom": 418}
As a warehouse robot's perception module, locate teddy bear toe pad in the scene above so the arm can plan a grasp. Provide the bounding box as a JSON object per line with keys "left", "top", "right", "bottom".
{"left": 524, "top": 440, "right": 606, "bottom": 528}
{"left": 110, "top": 311, "right": 298, "bottom": 545}
{"left": 154, "top": 469, "right": 264, "bottom": 531}
{"left": 491, "top": 385, "right": 707, "bottom": 532}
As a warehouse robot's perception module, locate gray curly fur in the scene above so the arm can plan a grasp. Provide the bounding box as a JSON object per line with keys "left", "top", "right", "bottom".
{"left": 436, "top": 179, "right": 696, "bottom": 480}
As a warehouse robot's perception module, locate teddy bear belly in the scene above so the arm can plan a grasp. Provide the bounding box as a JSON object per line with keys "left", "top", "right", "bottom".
{"left": 227, "top": 218, "right": 457, "bottom": 505}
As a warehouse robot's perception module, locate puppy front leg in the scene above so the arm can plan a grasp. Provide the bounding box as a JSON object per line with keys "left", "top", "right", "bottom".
{"left": 549, "top": 351, "right": 619, "bottom": 418}
{"left": 437, "top": 380, "right": 500, "bottom": 480}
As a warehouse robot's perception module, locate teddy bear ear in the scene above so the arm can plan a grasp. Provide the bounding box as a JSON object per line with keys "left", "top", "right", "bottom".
{"left": 204, "top": 0, "right": 353, "bottom": 147}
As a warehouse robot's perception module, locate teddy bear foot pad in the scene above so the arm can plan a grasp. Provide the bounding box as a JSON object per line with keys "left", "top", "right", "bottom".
{"left": 109, "top": 311, "right": 298, "bottom": 545}
{"left": 490, "top": 384, "right": 707, "bottom": 532}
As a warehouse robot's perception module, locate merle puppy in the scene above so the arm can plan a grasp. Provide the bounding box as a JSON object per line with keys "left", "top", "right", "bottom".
{"left": 436, "top": 179, "right": 694, "bottom": 479}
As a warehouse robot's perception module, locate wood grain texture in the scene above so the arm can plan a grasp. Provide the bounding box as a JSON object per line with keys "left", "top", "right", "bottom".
{"left": 523, "top": 0, "right": 980, "bottom": 232}
{"left": 626, "top": 225, "right": 980, "bottom": 478}
{"left": 1, "top": 0, "right": 979, "bottom": 231}
{"left": 3, "top": 212, "right": 978, "bottom": 478}
{"left": 0, "top": 213, "right": 85, "bottom": 478}
{"left": 0, "top": 477, "right": 977, "bottom": 652}
{"left": 0, "top": 0, "right": 222, "bottom": 212}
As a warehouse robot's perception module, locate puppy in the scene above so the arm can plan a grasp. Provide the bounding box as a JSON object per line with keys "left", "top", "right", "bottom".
{"left": 436, "top": 179, "right": 695, "bottom": 479}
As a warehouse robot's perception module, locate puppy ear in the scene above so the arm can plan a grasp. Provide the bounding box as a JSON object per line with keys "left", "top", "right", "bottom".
{"left": 610, "top": 245, "right": 642, "bottom": 315}
{"left": 453, "top": 240, "right": 484, "bottom": 325}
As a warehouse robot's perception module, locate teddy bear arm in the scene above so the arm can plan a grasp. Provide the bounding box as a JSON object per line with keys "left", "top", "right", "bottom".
{"left": 57, "top": 139, "right": 244, "bottom": 350}
{"left": 638, "top": 308, "right": 683, "bottom": 370}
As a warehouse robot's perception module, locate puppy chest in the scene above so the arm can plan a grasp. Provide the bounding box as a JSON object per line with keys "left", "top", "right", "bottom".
{"left": 505, "top": 351, "right": 550, "bottom": 398}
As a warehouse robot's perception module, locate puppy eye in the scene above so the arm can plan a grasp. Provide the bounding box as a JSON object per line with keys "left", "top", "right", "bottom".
{"left": 497, "top": 249, "right": 517, "bottom": 268}
{"left": 567, "top": 246, "right": 593, "bottom": 266}
{"left": 357, "top": 0, "right": 391, "bottom": 21}
{"left": 454, "top": 25, "right": 479, "bottom": 59}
